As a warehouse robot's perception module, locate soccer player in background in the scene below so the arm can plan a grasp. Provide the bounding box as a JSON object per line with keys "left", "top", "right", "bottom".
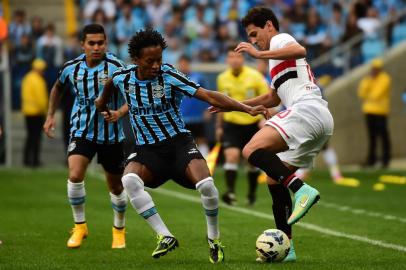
{"left": 216, "top": 45, "right": 269, "bottom": 206}
{"left": 43, "top": 24, "right": 128, "bottom": 249}
{"left": 178, "top": 55, "right": 210, "bottom": 157}
{"left": 95, "top": 29, "right": 267, "bottom": 263}
{"left": 212, "top": 7, "right": 335, "bottom": 262}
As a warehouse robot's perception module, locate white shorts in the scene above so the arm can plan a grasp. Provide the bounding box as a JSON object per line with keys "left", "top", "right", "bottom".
{"left": 265, "top": 100, "right": 334, "bottom": 168}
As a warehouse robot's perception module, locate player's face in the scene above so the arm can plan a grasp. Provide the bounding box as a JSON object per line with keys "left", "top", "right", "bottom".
{"left": 245, "top": 22, "right": 272, "bottom": 51}
{"left": 136, "top": 45, "right": 163, "bottom": 80}
{"left": 226, "top": 50, "right": 244, "bottom": 70}
{"left": 81, "top": 33, "right": 106, "bottom": 62}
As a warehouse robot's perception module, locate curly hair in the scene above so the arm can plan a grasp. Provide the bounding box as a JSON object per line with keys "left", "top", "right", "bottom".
{"left": 241, "top": 7, "right": 279, "bottom": 31}
{"left": 128, "top": 28, "right": 167, "bottom": 59}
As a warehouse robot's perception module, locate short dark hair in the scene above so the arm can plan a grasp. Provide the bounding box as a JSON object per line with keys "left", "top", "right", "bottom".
{"left": 81, "top": 24, "right": 106, "bottom": 41}
{"left": 241, "top": 7, "right": 279, "bottom": 31}
{"left": 227, "top": 42, "right": 239, "bottom": 52}
{"left": 128, "top": 28, "right": 167, "bottom": 59}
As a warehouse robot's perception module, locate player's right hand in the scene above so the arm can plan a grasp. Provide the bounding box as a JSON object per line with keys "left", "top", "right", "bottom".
{"left": 248, "top": 105, "right": 270, "bottom": 119}
{"left": 43, "top": 115, "right": 56, "bottom": 139}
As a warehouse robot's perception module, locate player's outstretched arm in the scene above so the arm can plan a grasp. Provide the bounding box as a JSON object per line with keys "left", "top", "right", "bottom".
{"left": 195, "top": 87, "right": 269, "bottom": 118}
{"left": 243, "top": 90, "right": 281, "bottom": 108}
{"left": 102, "top": 104, "right": 129, "bottom": 123}
{"left": 95, "top": 78, "right": 115, "bottom": 114}
{"left": 235, "top": 42, "right": 306, "bottom": 60}
{"left": 43, "top": 81, "right": 63, "bottom": 138}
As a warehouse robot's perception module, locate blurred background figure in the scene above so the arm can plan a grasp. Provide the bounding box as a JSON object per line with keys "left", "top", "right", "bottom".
{"left": 21, "top": 59, "right": 48, "bottom": 167}
{"left": 216, "top": 45, "right": 269, "bottom": 206}
{"left": 178, "top": 55, "right": 210, "bottom": 158}
{"left": 358, "top": 59, "right": 392, "bottom": 168}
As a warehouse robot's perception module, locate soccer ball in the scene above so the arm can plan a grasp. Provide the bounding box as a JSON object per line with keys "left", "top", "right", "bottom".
{"left": 256, "top": 229, "right": 290, "bottom": 262}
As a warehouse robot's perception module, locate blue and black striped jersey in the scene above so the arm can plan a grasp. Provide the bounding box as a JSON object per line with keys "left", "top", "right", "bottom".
{"left": 58, "top": 53, "right": 126, "bottom": 144}
{"left": 112, "top": 63, "right": 200, "bottom": 145}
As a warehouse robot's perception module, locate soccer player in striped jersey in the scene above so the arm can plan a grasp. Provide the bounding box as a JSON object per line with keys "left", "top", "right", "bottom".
{"left": 223, "top": 7, "right": 334, "bottom": 262}
{"left": 95, "top": 29, "right": 267, "bottom": 263}
{"left": 43, "top": 24, "right": 128, "bottom": 249}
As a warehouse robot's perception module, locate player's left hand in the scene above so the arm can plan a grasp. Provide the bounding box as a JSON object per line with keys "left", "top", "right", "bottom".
{"left": 102, "top": 110, "right": 122, "bottom": 122}
{"left": 235, "top": 42, "right": 260, "bottom": 58}
{"left": 247, "top": 105, "right": 270, "bottom": 119}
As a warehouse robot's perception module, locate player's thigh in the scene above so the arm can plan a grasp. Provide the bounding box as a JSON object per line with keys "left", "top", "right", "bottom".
{"left": 124, "top": 147, "right": 169, "bottom": 188}
{"left": 124, "top": 161, "right": 155, "bottom": 185}
{"left": 67, "top": 138, "right": 96, "bottom": 182}
{"left": 224, "top": 147, "right": 241, "bottom": 164}
{"left": 242, "top": 125, "right": 288, "bottom": 159}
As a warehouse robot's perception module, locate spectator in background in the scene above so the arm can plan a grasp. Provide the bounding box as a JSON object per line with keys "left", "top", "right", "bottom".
{"left": 178, "top": 55, "right": 210, "bottom": 158}
{"left": 358, "top": 59, "right": 392, "bottom": 168}
{"left": 36, "top": 23, "right": 63, "bottom": 88}
{"left": 30, "top": 16, "right": 44, "bottom": 41}
{"left": 115, "top": 1, "right": 145, "bottom": 61}
{"left": 303, "top": 8, "right": 328, "bottom": 61}
{"left": 342, "top": 11, "right": 363, "bottom": 67}
{"left": 11, "top": 34, "right": 35, "bottom": 109}
{"left": 357, "top": 6, "right": 382, "bottom": 37}
{"left": 8, "top": 9, "right": 31, "bottom": 48}
{"left": 327, "top": 2, "right": 345, "bottom": 46}
{"left": 91, "top": 9, "right": 116, "bottom": 52}
{"left": 83, "top": 0, "right": 116, "bottom": 21}
{"left": 21, "top": 59, "right": 48, "bottom": 167}
{"left": 146, "top": 0, "right": 171, "bottom": 32}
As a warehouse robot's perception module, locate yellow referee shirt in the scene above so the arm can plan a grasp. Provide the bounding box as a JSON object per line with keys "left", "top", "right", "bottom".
{"left": 217, "top": 66, "right": 269, "bottom": 125}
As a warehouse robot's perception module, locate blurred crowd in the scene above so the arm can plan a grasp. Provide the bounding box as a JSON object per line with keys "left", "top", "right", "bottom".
{"left": 8, "top": 0, "right": 406, "bottom": 109}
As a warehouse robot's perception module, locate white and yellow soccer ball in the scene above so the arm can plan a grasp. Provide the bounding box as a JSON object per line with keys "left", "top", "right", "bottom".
{"left": 256, "top": 229, "right": 290, "bottom": 262}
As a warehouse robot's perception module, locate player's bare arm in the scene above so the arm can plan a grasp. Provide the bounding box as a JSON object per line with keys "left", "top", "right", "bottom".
{"left": 195, "top": 87, "right": 268, "bottom": 118}
{"left": 243, "top": 89, "right": 281, "bottom": 108}
{"left": 235, "top": 41, "right": 306, "bottom": 60}
{"left": 102, "top": 104, "right": 129, "bottom": 123}
{"left": 43, "top": 80, "right": 63, "bottom": 138}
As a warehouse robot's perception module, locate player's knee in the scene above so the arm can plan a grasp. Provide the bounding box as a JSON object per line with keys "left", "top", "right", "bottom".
{"left": 242, "top": 143, "right": 255, "bottom": 160}
{"left": 68, "top": 172, "right": 84, "bottom": 183}
{"left": 196, "top": 177, "right": 218, "bottom": 198}
{"left": 122, "top": 173, "right": 144, "bottom": 193}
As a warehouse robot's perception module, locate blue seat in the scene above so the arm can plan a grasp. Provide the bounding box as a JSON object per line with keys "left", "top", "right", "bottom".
{"left": 392, "top": 23, "right": 406, "bottom": 46}
{"left": 361, "top": 37, "right": 385, "bottom": 62}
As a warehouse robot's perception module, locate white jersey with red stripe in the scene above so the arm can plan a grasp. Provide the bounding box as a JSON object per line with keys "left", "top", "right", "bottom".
{"left": 269, "top": 33, "right": 324, "bottom": 108}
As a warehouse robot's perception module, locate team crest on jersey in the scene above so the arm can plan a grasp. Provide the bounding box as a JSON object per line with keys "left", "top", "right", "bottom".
{"left": 125, "top": 84, "right": 136, "bottom": 94}
{"left": 152, "top": 83, "right": 165, "bottom": 98}
{"left": 68, "top": 141, "right": 76, "bottom": 152}
{"left": 74, "top": 75, "right": 83, "bottom": 83}
{"left": 98, "top": 72, "right": 108, "bottom": 85}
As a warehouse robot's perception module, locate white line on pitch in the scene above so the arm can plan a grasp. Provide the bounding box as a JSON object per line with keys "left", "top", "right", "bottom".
{"left": 319, "top": 201, "right": 406, "bottom": 224}
{"left": 151, "top": 188, "right": 406, "bottom": 253}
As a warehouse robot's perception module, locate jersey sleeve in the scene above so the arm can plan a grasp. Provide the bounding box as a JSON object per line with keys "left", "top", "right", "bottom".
{"left": 57, "top": 64, "right": 71, "bottom": 86}
{"left": 166, "top": 67, "right": 200, "bottom": 97}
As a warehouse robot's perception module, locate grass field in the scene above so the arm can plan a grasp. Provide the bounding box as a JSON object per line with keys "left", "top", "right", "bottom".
{"left": 1, "top": 167, "right": 406, "bottom": 270}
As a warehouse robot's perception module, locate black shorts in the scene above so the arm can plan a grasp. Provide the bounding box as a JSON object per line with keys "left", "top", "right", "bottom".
{"left": 67, "top": 137, "right": 124, "bottom": 174}
{"left": 222, "top": 121, "right": 259, "bottom": 149}
{"left": 125, "top": 133, "right": 205, "bottom": 189}
{"left": 185, "top": 122, "right": 206, "bottom": 138}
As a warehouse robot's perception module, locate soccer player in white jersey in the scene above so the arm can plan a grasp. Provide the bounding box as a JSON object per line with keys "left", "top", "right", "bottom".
{"left": 211, "top": 6, "right": 334, "bottom": 261}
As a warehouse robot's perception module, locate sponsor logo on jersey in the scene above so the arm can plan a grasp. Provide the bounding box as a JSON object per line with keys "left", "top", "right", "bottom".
{"left": 152, "top": 83, "right": 165, "bottom": 98}
{"left": 98, "top": 72, "right": 108, "bottom": 85}
{"left": 125, "top": 84, "right": 136, "bottom": 94}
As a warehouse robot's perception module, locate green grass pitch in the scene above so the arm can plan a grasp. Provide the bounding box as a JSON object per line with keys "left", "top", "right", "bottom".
{"left": 1, "top": 168, "right": 406, "bottom": 270}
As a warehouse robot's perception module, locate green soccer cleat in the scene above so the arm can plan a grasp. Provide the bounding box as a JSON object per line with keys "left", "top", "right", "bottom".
{"left": 287, "top": 184, "right": 320, "bottom": 225}
{"left": 283, "top": 240, "right": 296, "bottom": 262}
{"left": 151, "top": 235, "right": 179, "bottom": 259}
{"left": 208, "top": 238, "right": 225, "bottom": 264}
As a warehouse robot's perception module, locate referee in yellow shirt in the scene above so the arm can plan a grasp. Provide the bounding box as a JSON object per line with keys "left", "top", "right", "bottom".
{"left": 216, "top": 45, "right": 269, "bottom": 206}
{"left": 358, "top": 59, "right": 392, "bottom": 168}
